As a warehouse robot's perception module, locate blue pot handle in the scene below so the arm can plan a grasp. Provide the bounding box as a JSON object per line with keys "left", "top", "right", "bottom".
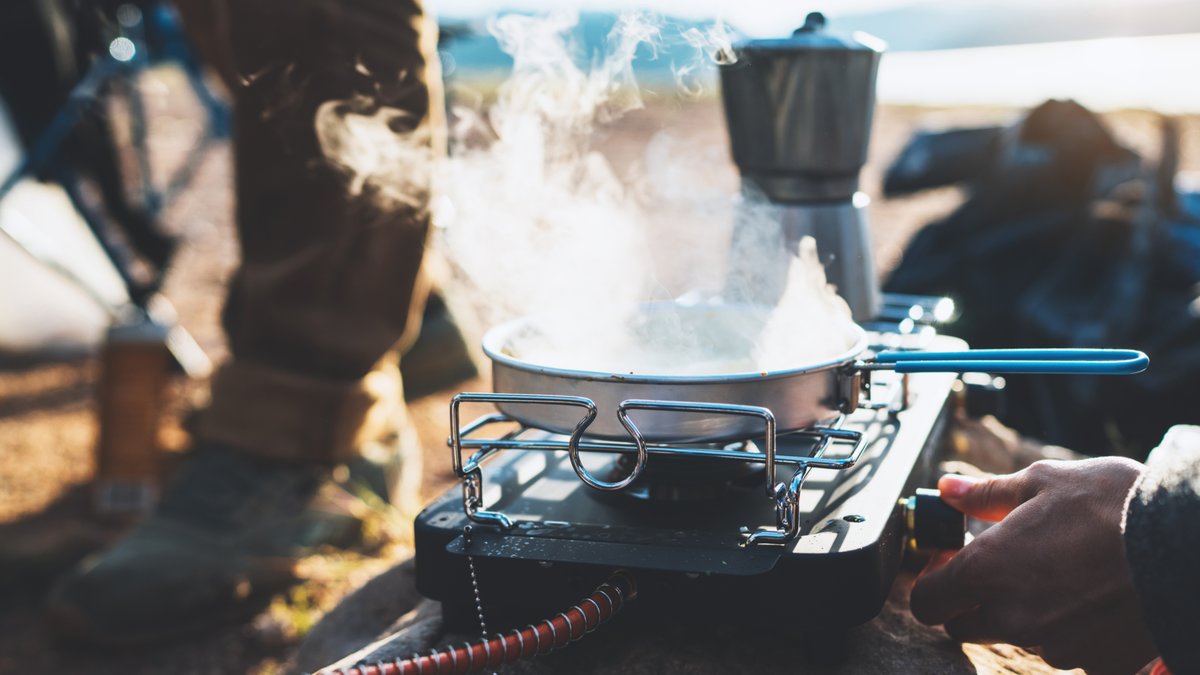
{"left": 870, "top": 349, "right": 1149, "bottom": 375}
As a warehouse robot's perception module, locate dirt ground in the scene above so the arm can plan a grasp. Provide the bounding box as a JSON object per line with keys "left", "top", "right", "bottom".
{"left": 0, "top": 68, "right": 1196, "bottom": 673}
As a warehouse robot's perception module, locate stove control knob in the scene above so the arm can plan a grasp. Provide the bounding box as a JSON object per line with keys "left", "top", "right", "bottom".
{"left": 903, "top": 488, "right": 966, "bottom": 551}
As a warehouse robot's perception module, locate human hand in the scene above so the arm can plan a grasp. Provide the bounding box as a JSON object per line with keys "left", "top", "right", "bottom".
{"left": 910, "top": 458, "right": 1159, "bottom": 674}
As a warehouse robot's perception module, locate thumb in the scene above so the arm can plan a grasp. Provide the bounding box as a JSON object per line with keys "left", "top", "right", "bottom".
{"left": 938, "top": 471, "right": 1038, "bottom": 523}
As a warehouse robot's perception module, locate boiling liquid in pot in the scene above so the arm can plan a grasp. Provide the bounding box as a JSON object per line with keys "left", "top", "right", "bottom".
{"left": 501, "top": 237, "right": 860, "bottom": 377}
{"left": 505, "top": 304, "right": 859, "bottom": 376}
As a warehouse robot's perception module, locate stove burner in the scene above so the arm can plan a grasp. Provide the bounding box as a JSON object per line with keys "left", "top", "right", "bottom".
{"left": 600, "top": 444, "right": 763, "bottom": 503}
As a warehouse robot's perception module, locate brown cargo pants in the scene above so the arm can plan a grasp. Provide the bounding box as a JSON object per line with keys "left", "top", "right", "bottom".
{"left": 178, "top": 0, "right": 444, "bottom": 462}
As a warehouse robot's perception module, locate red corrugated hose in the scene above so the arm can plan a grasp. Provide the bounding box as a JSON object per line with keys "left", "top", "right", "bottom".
{"left": 321, "top": 571, "right": 636, "bottom": 675}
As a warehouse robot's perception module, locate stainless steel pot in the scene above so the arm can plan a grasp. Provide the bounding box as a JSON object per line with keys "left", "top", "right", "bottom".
{"left": 482, "top": 305, "right": 1149, "bottom": 443}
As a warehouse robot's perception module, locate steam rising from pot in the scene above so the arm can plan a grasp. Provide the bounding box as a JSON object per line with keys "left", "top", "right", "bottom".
{"left": 317, "top": 11, "right": 858, "bottom": 376}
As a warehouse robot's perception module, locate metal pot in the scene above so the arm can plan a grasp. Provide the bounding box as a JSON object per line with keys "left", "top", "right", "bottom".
{"left": 482, "top": 305, "right": 1148, "bottom": 443}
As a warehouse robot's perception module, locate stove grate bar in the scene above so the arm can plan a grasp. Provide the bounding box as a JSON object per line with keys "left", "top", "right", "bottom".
{"left": 448, "top": 393, "right": 867, "bottom": 546}
{"left": 454, "top": 431, "right": 861, "bottom": 470}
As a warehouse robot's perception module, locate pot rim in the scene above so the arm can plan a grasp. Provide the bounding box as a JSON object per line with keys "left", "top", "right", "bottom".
{"left": 482, "top": 304, "right": 869, "bottom": 385}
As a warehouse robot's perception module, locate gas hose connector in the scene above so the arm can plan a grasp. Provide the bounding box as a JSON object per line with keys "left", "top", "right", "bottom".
{"left": 903, "top": 488, "right": 966, "bottom": 551}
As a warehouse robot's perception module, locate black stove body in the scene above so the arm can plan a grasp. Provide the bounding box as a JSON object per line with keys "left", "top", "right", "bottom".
{"left": 416, "top": 315, "right": 965, "bottom": 634}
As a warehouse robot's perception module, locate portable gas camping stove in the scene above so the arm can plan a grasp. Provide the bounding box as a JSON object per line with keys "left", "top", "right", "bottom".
{"left": 415, "top": 296, "right": 967, "bottom": 635}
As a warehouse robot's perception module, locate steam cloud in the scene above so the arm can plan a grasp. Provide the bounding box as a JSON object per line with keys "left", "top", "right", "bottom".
{"left": 318, "top": 11, "right": 858, "bottom": 376}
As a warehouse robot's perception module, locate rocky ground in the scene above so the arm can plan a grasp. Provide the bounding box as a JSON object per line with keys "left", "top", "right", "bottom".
{"left": 0, "top": 66, "right": 1195, "bottom": 673}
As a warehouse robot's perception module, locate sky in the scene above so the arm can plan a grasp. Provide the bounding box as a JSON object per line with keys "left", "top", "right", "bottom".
{"left": 879, "top": 33, "right": 1200, "bottom": 112}
{"left": 430, "top": 0, "right": 921, "bottom": 35}
{"left": 427, "top": 0, "right": 1140, "bottom": 36}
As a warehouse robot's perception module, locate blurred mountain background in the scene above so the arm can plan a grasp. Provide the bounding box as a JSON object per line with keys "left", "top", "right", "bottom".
{"left": 434, "top": 0, "right": 1200, "bottom": 111}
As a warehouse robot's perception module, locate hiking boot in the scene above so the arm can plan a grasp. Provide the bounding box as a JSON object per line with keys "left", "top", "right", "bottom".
{"left": 45, "top": 442, "right": 404, "bottom": 646}
{"left": 0, "top": 483, "right": 131, "bottom": 593}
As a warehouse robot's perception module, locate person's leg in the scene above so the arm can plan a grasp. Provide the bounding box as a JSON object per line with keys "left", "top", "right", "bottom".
{"left": 48, "top": 0, "right": 443, "bottom": 644}
{"left": 197, "top": 0, "right": 443, "bottom": 464}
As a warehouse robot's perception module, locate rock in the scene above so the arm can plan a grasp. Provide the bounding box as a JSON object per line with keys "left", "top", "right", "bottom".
{"left": 292, "top": 558, "right": 427, "bottom": 672}
{"left": 944, "top": 413, "right": 1084, "bottom": 475}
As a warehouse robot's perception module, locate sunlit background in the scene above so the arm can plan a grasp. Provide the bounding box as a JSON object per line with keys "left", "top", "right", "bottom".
{"left": 429, "top": 0, "right": 1200, "bottom": 111}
